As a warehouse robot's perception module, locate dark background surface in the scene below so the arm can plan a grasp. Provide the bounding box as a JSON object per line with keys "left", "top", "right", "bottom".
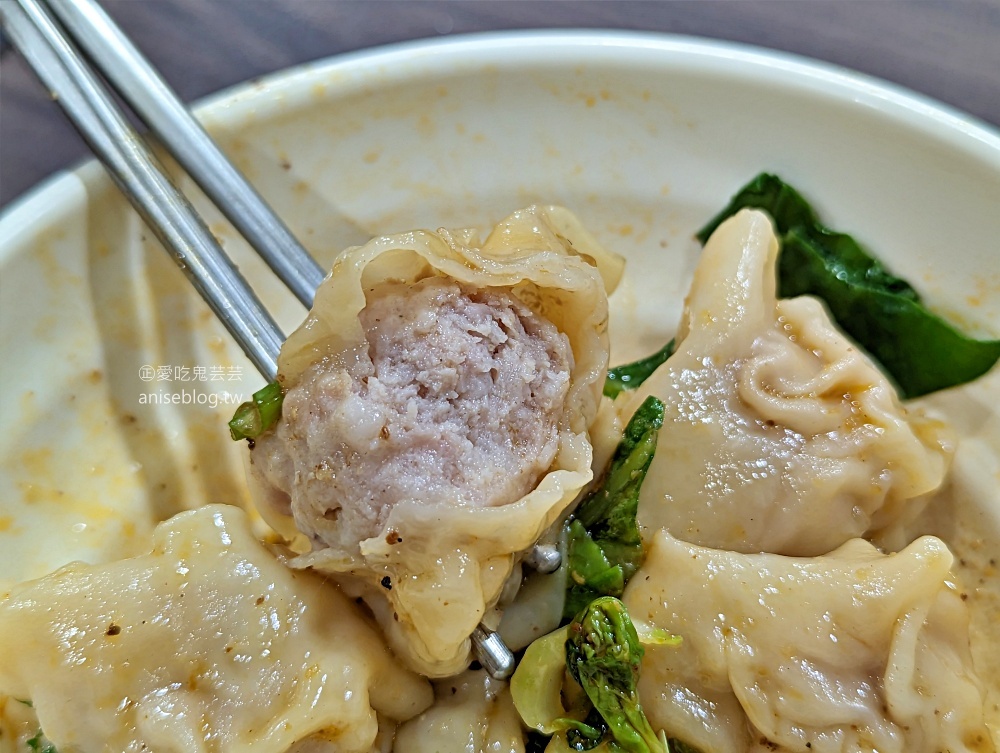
{"left": 2, "top": 0, "right": 999, "bottom": 209}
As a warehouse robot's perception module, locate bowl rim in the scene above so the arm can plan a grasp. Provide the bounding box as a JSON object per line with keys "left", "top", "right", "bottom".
{"left": 3, "top": 29, "right": 999, "bottom": 227}
{"left": 203, "top": 30, "right": 1000, "bottom": 136}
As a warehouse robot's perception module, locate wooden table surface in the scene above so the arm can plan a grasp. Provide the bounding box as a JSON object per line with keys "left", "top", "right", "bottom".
{"left": 2, "top": 0, "right": 999, "bottom": 208}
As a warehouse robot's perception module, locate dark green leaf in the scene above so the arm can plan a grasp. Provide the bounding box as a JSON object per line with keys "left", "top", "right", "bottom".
{"left": 699, "top": 173, "right": 919, "bottom": 301}
{"left": 604, "top": 340, "right": 675, "bottom": 398}
{"left": 228, "top": 381, "right": 285, "bottom": 441}
{"left": 697, "top": 172, "right": 1000, "bottom": 399}
{"left": 778, "top": 229, "right": 1000, "bottom": 399}
{"left": 26, "top": 730, "right": 58, "bottom": 753}
{"left": 565, "top": 520, "right": 626, "bottom": 618}
{"left": 667, "top": 740, "right": 704, "bottom": 753}
{"left": 574, "top": 396, "right": 665, "bottom": 534}
{"left": 525, "top": 731, "right": 552, "bottom": 753}
{"left": 556, "top": 708, "right": 609, "bottom": 751}
{"left": 696, "top": 172, "right": 819, "bottom": 244}
{"left": 564, "top": 397, "right": 664, "bottom": 619}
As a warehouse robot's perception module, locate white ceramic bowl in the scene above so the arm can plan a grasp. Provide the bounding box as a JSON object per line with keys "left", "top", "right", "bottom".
{"left": 1, "top": 29, "right": 998, "bottom": 723}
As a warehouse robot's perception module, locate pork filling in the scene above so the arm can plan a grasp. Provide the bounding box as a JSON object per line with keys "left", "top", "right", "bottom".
{"left": 254, "top": 276, "right": 574, "bottom": 551}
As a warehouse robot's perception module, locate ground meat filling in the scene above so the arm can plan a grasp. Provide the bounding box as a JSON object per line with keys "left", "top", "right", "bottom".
{"left": 262, "top": 276, "right": 574, "bottom": 552}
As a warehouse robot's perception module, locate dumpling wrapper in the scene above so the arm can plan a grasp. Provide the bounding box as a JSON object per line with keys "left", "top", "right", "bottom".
{"left": 0, "top": 505, "right": 432, "bottom": 753}
{"left": 620, "top": 208, "right": 952, "bottom": 555}
{"left": 625, "top": 530, "right": 993, "bottom": 753}
{"left": 394, "top": 670, "right": 525, "bottom": 753}
{"left": 249, "top": 206, "right": 619, "bottom": 677}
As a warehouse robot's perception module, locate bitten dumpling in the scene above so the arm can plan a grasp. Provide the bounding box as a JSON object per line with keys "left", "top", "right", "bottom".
{"left": 621, "top": 209, "right": 952, "bottom": 555}
{"left": 0, "top": 505, "right": 432, "bottom": 753}
{"left": 249, "top": 206, "right": 619, "bottom": 677}
{"left": 624, "top": 531, "right": 993, "bottom": 753}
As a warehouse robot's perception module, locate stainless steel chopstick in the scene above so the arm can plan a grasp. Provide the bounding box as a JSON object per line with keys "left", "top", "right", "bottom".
{"left": 2, "top": 0, "right": 527, "bottom": 679}
{"left": 1, "top": 0, "right": 285, "bottom": 381}
{"left": 43, "top": 0, "right": 325, "bottom": 309}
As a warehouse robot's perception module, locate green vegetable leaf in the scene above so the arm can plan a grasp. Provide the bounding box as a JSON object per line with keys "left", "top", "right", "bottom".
{"left": 566, "top": 520, "right": 625, "bottom": 604}
{"left": 511, "top": 626, "right": 579, "bottom": 736}
{"left": 555, "top": 708, "right": 608, "bottom": 751}
{"left": 604, "top": 340, "right": 675, "bottom": 398}
{"left": 697, "top": 172, "right": 1000, "bottom": 399}
{"left": 511, "top": 614, "right": 681, "bottom": 753}
{"left": 696, "top": 172, "right": 818, "bottom": 244}
{"left": 667, "top": 740, "right": 703, "bottom": 753}
{"left": 566, "top": 597, "right": 665, "bottom": 753}
{"left": 564, "top": 396, "right": 665, "bottom": 619}
{"left": 524, "top": 731, "right": 551, "bottom": 753}
{"left": 26, "top": 730, "right": 58, "bottom": 753}
{"left": 228, "top": 381, "right": 285, "bottom": 441}
{"left": 778, "top": 229, "right": 1000, "bottom": 398}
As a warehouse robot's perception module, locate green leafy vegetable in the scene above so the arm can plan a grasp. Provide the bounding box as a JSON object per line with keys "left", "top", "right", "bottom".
{"left": 511, "top": 603, "right": 682, "bottom": 753}
{"left": 228, "top": 381, "right": 285, "bottom": 441}
{"left": 564, "top": 396, "right": 665, "bottom": 619}
{"left": 525, "top": 730, "right": 554, "bottom": 753}
{"left": 565, "top": 521, "right": 625, "bottom": 607}
{"left": 560, "top": 708, "right": 609, "bottom": 751}
{"left": 666, "top": 741, "right": 703, "bottom": 753}
{"left": 509, "top": 625, "right": 607, "bottom": 749}
{"left": 565, "top": 597, "right": 666, "bottom": 753}
{"left": 26, "top": 730, "right": 57, "bottom": 753}
{"left": 511, "top": 626, "right": 578, "bottom": 735}
{"left": 697, "top": 173, "right": 1000, "bottom": 399}
{"left": 604, "top": 340, "right": 675, "bottom": 398}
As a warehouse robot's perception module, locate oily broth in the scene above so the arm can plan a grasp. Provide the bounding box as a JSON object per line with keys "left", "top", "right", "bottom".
{"left": 0, "top": 182, "right": 997, "bottom": 745}
{"left": 910, "top": 369, "right": 1000, "bottom": 735}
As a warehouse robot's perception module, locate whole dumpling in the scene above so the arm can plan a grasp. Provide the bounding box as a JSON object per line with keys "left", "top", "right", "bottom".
{"left": 620, "top": 208, "right": 952, "bottom": 555}
{"left": 249, "top": 206, "right": 619, "bottom": 677}
{"left": 624, "top": 530, "right": 993, "bottom": 753}
{"left": 0, "top": 505, "right": 432, "bottom": 753}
